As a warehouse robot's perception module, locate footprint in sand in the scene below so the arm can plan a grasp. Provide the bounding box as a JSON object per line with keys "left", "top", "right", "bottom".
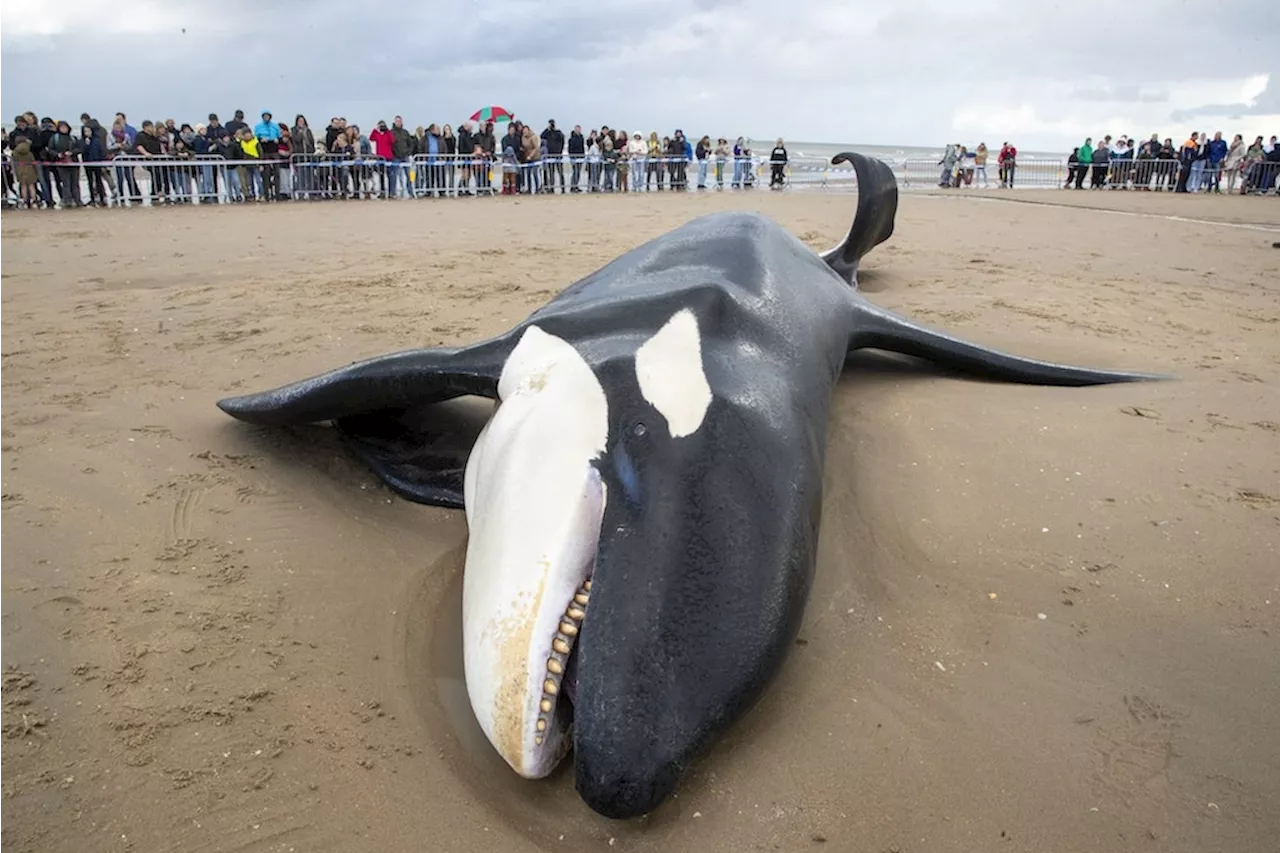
{"left": 168, "top": 486, "right": 204, "bottom": 543}
{"left": 1089, "top": 694, "right": 1181, "bottom": 807}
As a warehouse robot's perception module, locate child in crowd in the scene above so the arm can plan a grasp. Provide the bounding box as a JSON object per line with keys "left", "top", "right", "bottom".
{"left": 11, "top": 138, "right": 38, "bottom": 208}
{"left": 501, "top": 143, "right": 518, "bottom": 195}
{"left": 472, "top": 144, "right": 487, "bottom": 194}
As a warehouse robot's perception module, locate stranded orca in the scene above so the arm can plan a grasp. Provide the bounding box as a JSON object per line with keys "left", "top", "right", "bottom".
{"left": 217, "top": 152, "right": 1166, "bottom": 819}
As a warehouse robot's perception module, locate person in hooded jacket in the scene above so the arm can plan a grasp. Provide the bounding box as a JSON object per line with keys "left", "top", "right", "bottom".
{"left": 456, "top": 121, "right": 475, "bottom": 196}
{"left": 34, "top": 118, "right": 60, "bottom": 206}
{"left": 80, "top": 124, "right": 109, "bottom": 206}
{"left": 80, "top": 113, "right": 116, "bottom": 198}
{"left": 1073, "top": 139, "right": 1092, "bottom": 189}
{"left": 46, "top": 120, "right": 83, "bottom": 207}
{"left": 11, "top": 137, "right": 39, "bottom": 208}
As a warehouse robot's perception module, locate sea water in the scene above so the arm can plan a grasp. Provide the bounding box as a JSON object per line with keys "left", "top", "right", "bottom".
{"left": 748, "top": 140, "right": 1069, "bottom": 165}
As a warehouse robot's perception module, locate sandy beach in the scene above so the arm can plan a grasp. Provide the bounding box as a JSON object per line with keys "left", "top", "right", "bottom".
{"left": 3, "top": 188, "right": 1279, "bottom": 853}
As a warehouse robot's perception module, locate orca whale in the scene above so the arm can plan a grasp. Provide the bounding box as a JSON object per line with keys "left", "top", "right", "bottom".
{"left": 216, "top": 152, "right": 1167, "bottom": 819}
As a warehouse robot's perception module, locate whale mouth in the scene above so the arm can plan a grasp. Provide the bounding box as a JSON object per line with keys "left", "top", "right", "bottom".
{"left": 534, "top": 577, "right": 592, "bottom": 748}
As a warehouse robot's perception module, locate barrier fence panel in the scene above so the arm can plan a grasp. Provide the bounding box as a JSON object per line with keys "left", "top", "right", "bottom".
{"left": 903, "top": 157, "right": 1062, "bottom": 189}
{"left": 409, "top": 154, "right": 491, "bottom": 198}
{"left": 7, "top": 151, "right": 1276, "bottom": 209}
{"left": 903, "top": 155, "right": 1280, "bottom": 194}
{"left": 289, "top": 154, "right": 390, "bottom": 200}
{"left": 489, "top": 155, "right": 778, "bottom": 194}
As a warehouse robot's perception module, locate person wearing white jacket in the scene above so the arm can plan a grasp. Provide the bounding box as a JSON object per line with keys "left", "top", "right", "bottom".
{"left": 1223, "top": 133, "right": 1246, "bottom": 194}
{"left": 626, "top": 133, "right": 647, "bottom": 191}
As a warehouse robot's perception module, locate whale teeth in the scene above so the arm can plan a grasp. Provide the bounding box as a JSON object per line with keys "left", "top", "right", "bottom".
{"left": 533, "top": 578, "right": 593, "bottom": 749}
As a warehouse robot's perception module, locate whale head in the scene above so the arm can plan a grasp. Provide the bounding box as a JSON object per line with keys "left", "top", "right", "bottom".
{"left": 461, "top": 309, "right": 817, "bottom": 818}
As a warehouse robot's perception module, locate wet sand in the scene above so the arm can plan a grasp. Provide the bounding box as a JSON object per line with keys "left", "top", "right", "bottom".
{"left": 3, "top": 189, "right": 1279, "bottom": 853}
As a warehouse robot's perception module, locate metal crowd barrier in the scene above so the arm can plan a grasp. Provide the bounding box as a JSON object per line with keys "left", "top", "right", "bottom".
{"left": 289, "top": 154, "right": 391, "bottom": 200}
{"left": 5, "top": 155, "right": 296, "bottom": 207}
{"left": 902, "top": 155, "right": 1280, "bottom": 194}
{"left": 8, "top": 152, "right": 1276, "bottom": 209}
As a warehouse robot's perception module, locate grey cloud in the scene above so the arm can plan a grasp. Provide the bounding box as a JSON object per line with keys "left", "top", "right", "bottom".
{"left": 1169, "top": 76, "right": 1280, "bottom": 123}
{"left": 1070, "top": 85, "right": 1168, "bottom": 103}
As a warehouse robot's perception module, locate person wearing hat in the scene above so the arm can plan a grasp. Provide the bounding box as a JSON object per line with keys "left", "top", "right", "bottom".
{"left": 205, "top": 113, "right": 228, "bottom": 143}
{"left": 254, "top": 111, "right": 281, "bottom": 142}
{"left": 225, "top": 109, "right": 248, "bottom": 137}
{"left": 252, "top": 112, "right": 281, "bottom": 200}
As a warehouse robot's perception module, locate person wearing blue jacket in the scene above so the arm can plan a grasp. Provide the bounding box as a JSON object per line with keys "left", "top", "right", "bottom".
{"left": 681, "top": 131, "right": 693, "bottom": 191}
{"left": 1206, "top": 131, "right": 1228, "bottom": 193}
{"left": 254, "top": 111, "right": 282, "bottom": 142}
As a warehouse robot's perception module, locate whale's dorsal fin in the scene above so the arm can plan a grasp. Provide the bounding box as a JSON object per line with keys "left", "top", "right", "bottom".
{"left": 819, "top": 152, "right": 899, "bottom": 288}
{"left": 217, "top": 340, "right": 512, "bottom": 508}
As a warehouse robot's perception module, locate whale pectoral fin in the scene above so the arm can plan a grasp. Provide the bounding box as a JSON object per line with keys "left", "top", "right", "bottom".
{"left": 333, "top": 401, "right": 492, "bottom": 509}
{"left": 216, "top": 344, "right": 506, "bottom": 426}
{"left": 819, "top": 152, "right": 899, "bottom": 287}
{"left": 848, "top": 300, "right": 1172, "bottom": 386}
{"left": 218, "top": 343, "right": 510, "bottom": 509}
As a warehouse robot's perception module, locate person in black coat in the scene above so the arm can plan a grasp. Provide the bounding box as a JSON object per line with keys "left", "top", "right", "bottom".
{"left": 541, "top": 119, "right": 566, "bottom": 193}
{"left": 47, "top": 120, "right": 83, "bottom": 207}
{"left": 80, "top": 124, "right": 109, "bottom": 205}
{"left": 769, "top": 138, "right": 788, "bottom": 188}
{"left": 567, "top": 125, "right": 585, "bottom": 192}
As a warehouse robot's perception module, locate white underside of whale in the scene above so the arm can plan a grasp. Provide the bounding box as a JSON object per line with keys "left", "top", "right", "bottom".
{"left": 460, "top": 309, "right": 711, "bottom": 777}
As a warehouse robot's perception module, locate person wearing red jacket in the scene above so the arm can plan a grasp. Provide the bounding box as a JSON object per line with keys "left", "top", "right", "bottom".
{"left": 998, "top": 141, "right": 1017, "bottom": 188}
{"left": 369, "top": 120, "right": 394, "bottom": 195}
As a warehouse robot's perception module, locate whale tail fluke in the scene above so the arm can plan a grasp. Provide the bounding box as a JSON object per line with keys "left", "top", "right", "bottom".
{"left": 847, "top": 299, "right": 1171, "bottom": 386}
{"left": 820, "top": 152, "right": 899, "bottom": 288}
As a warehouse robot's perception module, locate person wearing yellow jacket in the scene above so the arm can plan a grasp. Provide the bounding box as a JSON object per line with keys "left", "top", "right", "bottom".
{"left": 238, "top": 128, "right": 262, "bottom": 200}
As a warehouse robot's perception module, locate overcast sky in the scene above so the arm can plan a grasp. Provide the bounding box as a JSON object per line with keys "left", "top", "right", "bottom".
{"left": 3, "top": 0, "right": 1277, "bottom": 153}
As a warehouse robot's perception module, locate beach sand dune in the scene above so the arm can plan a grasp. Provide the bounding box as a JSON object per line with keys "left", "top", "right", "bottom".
{"left": 3, "top": 191, "right": 1278, "bottom": 853}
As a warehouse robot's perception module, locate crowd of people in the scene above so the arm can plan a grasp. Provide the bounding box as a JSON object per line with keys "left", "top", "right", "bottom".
{"left": 935, "top": 134, "right": 1280, "bottom": 194}
{"left": 5, "top": 105, "right": 1276, "bottom": 209}
{"left": 1, "top": 108, "right": 797, "bottom": 209}
{"left": 936, "top": 142, "right": 1022, "bottom": 188}
{"left": 1061, "top": 133, "right": 1280, "bottom": 194}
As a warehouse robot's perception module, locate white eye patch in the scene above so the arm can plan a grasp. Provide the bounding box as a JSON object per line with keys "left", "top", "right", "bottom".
{"left": 633, "top": 308, "right": 712, "bottom": 438}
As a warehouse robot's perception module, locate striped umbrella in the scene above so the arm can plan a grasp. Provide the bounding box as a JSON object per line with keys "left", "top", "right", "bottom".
{"left": 469, "top": 105, "right": 513, "bottom": 124}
